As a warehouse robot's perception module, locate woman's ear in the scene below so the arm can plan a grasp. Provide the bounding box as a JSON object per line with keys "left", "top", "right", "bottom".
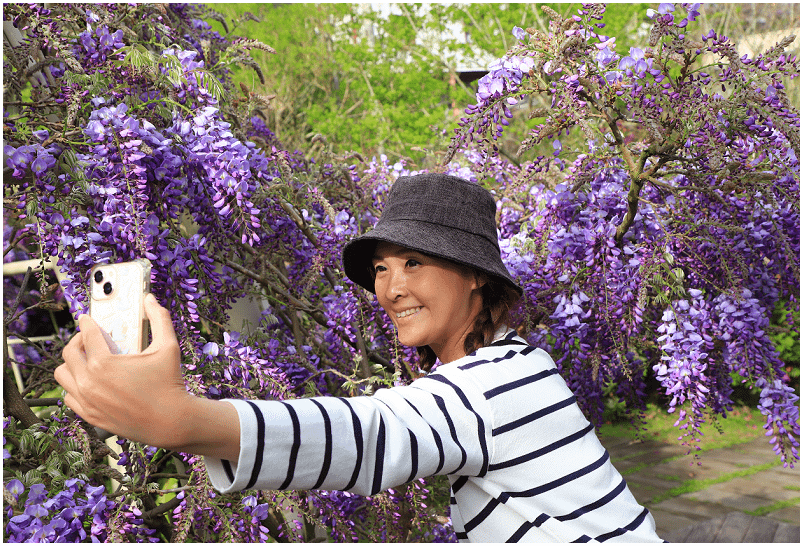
{"left": 474, "top": 272, "right": 488, "bottom": 291}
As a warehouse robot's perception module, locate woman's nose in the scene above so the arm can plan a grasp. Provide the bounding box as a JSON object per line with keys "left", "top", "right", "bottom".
{"left": 386, "top": 269, "right": 407, "bottom": 300}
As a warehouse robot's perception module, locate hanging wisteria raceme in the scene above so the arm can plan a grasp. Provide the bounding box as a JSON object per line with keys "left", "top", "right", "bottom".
{"left": 4, "top": 1, "right": 800, "bottom": 543}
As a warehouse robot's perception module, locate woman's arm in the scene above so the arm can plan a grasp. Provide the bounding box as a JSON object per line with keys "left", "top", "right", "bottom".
{"left": 204, "top": 370, "right": 493, "bottom": 495}
{"left": 55, "top": 294, "right": 241, "bottom": 462}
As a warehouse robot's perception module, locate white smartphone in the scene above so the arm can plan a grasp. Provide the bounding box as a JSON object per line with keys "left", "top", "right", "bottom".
{"left": 89, "top": 259, "right": 152, "bottom": 355}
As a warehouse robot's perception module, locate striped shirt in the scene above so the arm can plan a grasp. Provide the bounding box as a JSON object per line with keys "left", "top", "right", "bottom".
{"left": 205, "top": 330, "right": 663, "bottom": 542}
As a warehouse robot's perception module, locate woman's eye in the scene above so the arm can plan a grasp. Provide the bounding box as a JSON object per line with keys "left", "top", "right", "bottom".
{"left": 373, "top": 264, "right": 387, "bottom": 274}
{"left": 406, "top": 259, "right": 421, "bottom": 268}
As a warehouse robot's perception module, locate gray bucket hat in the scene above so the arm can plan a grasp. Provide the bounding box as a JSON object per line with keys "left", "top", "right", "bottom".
{"left": 342, "top": 172, "right": 521, "bottom": 295}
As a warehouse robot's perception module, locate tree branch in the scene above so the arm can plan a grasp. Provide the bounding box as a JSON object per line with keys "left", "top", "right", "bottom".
{"left": 4, "top": 369, "right": 43, "bottom": 429}
{"left": 217, "top": 258, "right": 391, "bottom": 369}
{"left": 614, "top": 177, "right": 644, "bottom": 245}
{"left": 147, "top": 472, "right": 191, "bottom": 480}
{"left": 24, "top": 397, "right": 61, "bottom": 407}
{"left": 141, "top": 495, "right": 183, "bottom": 520}
{"left": 354, "top": 327, "right": 373, "bottom": 379}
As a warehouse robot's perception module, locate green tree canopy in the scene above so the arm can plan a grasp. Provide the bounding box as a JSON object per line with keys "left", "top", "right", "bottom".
{"left": 207, "top": 3, "right": 652, "bottom": 162}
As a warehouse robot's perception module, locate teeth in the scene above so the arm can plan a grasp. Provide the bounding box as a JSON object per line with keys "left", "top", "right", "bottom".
{"left": 396, "top": 307, "right": 422, "bottom": 319}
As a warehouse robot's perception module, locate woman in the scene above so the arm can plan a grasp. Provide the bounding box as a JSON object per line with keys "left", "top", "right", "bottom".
{"left": 56, "top": 173, "right": 663, "bottom": 542}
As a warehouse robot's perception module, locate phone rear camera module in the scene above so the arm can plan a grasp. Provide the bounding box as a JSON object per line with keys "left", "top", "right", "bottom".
{"left": 103, "top": 282, "right": 113, "bottom": 295}
{"left": 94, "top": 270, "right": 104, "bottom": 283}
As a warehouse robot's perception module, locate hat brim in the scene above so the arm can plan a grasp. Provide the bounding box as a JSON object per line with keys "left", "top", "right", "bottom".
{"left": 342, "top": 220, "right": 522, "bottom": 296}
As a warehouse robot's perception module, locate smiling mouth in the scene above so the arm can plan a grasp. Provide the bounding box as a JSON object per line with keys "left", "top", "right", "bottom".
{"left": 396, "top": 306, "right": 422, "bottom": 319}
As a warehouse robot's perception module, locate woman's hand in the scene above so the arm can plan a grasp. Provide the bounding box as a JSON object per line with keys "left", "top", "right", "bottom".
{"left": 55, "top": 294, "right": 240, "bottom": 461}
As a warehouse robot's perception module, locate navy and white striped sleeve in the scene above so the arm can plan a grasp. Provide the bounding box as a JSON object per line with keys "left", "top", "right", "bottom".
{"left": 204, "top": 370, "right": 493, "bottom": 495}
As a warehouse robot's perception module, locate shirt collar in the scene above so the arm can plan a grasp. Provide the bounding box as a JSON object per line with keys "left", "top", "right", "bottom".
{"left": 492, "top": 325, "right": 513, "bottom": 343}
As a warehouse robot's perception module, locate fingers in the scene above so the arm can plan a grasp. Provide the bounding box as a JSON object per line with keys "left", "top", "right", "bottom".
{"left": 143, "top": 293, "right": 178, "bottom": 353}
{"left": 57, "top": 328, "right": 86, "bottom": 393}
{"left": 61, "top": 392, "right": 103, "bottom": 431}
{"left": 53, "top": 363, "right": 78, "bottom": 396}
{"left": 62, "top": 324, "right": 85, "bottom": 363}
{"left": 56, "top": 339, "right": 87, "bottom": 417}
{"left": 62, "top": 391, "right": 86, "bottom": 419}
{"left": 76, "top": 313, "right": 113, "bottom": 363}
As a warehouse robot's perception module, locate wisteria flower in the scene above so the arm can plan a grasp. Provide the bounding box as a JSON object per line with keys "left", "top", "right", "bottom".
{"left": 476, "top": 55, "right": 534, "bottom": 106}
{"left": 6, "top": 478, "right": 25, "bottom": 499}
{"left": 595, "top": 37, "right": 618, "bottom": 67}
{"left": 618, "top": 47, "right": 660, "bottom": 79}
{"left": 647, "top": 3, "right": 676, "bottom": 18}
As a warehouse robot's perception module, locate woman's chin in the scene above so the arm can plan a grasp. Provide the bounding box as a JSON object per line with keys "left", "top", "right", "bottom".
{"left": 396, "top": 328, "right": 428, "bottom": 350}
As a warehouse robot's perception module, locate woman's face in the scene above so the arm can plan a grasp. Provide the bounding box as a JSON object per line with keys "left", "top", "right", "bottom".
{"left": 372, "top": 242, "right": 484, "bottom": 363}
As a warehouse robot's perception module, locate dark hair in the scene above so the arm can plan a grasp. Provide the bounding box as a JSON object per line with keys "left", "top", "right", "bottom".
{"left": 417, "top": 275, "right": 523, "bottom": 370}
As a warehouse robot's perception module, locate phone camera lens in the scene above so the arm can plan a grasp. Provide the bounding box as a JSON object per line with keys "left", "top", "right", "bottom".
{"left": 103, "top": 282, "right": 112, "bottom": 295}
{"left": 94, "top": 270, "right": 104, "bottom": 283}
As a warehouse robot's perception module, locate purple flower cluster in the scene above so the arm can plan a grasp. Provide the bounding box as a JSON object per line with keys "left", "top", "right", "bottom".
{"left": 78, "top": 24, "right": 125, "bottom": 66}
{"left": 236, "top": 494, "right": 272, "bottom": 541}
{"left": 654, "top": 293, "right": 716, "bottom": 449}
{"left": 615, "top": 47, "right": 661, "bottom": 81}
{"left": 646, "top": 3, "right": 701, "bottom": 30}
{"left": 311, "top": 489, "right": 366, "bottom": 541}
{"left": 710, "top": 291, "right": 800, "bottom": 465}
{"left": 476, "top": 56, "right": 534, "bottom": 108}
{"left": 4, "top": 478, "right": 130, "bottom": 542}
{"left": 757, "top": 377, "right": 800, "bottom": 466}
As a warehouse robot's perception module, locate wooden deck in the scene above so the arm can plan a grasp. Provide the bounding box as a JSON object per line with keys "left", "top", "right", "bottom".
{"left": 663, "top": 511, "right": 800, "bottom": 543}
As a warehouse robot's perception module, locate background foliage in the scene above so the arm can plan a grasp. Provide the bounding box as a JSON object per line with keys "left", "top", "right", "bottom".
{"left": 205, "top": 2, "right": 653, "bottom": 164}
{"left": 3, "top": 2, "right": 800, "bottom": 543}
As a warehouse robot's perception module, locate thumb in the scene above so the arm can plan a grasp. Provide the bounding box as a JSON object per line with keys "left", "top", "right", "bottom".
{"left": 142, "top": 293, "right": 178, "bottom": 353}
